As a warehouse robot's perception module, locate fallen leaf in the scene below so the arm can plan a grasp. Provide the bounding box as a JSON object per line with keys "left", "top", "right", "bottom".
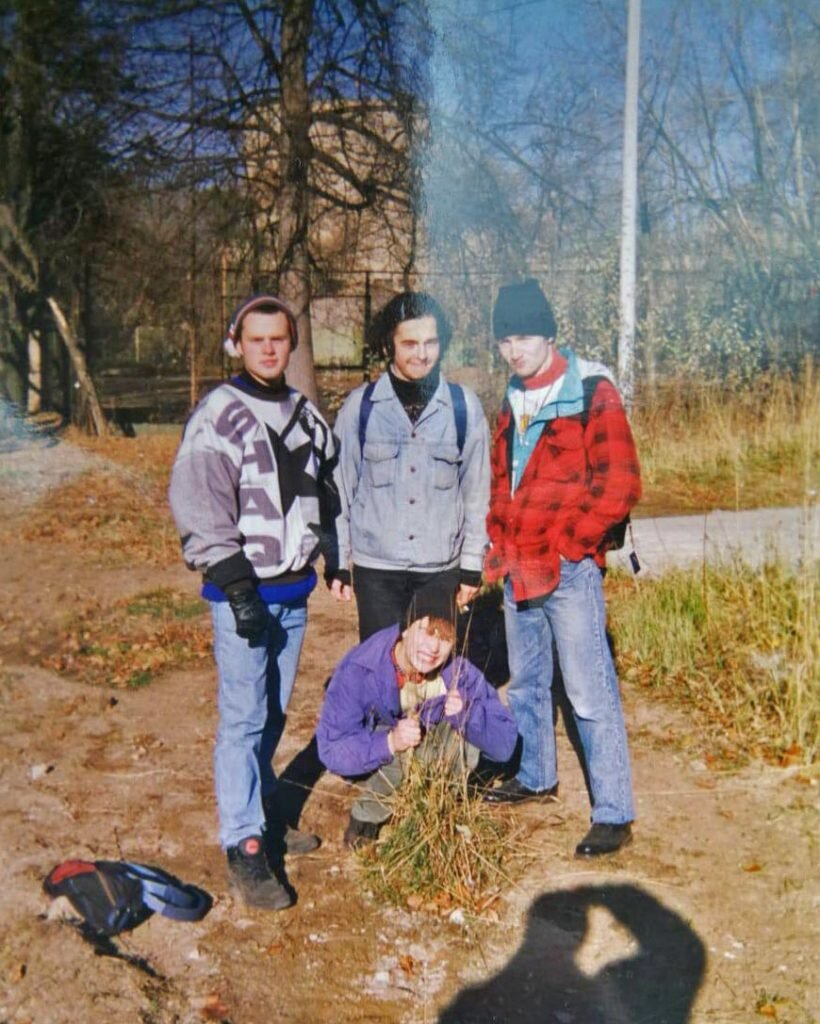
{"left": 398, "top": 954, "right": 417, "bottom": 975}
{"left": 756, "top": 1003, "right": 777, "bottom": 1018}
{"left": 266, "top": 942, "right": 285, "bottom": 956}
{"left": 780, "top": 743, "right": 803, "bottom": 767}
{"left": 742, "top": 861, "right": 763, "bottom": 873}
{"left": 193, "top": 993, "right": 230, "bottom": 1020}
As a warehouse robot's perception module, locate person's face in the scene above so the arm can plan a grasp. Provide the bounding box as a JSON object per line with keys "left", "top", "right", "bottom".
{"left": 402, "top": 615, "right": 454, "bottom": 674}
{"left": 497, "top": 334, "right": 555, "bottom": 379}
{"left": 390, "top": 315, "right": 441, "bottom": 382}
{"left": 236, "top": 311, "right": 293, "bottom": 384}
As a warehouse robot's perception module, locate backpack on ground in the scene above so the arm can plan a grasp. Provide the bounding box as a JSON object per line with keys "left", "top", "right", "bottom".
{"left": 358, "top": 379, "right": 467, "bottom": 455}
{"left": 43, "top": 859, "right": 211, "bottom": 938}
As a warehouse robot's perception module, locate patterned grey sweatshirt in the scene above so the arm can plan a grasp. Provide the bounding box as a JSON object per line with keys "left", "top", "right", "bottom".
{"left": 168, "top": 375, "right": 338, "bottom": 590}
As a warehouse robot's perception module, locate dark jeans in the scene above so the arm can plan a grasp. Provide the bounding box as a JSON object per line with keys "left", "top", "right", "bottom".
{"left": 352, "top": 565, "right": 460, "bottom": 641}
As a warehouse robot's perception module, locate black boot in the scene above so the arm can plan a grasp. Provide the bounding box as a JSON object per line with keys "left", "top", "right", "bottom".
{"left": 575, "top": 823, "right": 633, "bottom": 857}
{"left": 226, "top": 836, "right": 294, "bottom": 910}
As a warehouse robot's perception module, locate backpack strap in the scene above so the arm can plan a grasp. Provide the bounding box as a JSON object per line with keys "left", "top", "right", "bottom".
{"left": 448, "top": 382, "right": 467, "bottom": 455}
{"left": 122, "top": 862, "right": 210, "bottom": 923}
{"left": 279, "top": 394, "right": 308, "bottom": 445}
{"left": 579, "top": 374, "right": 636, "bottom": 559}
{"left": 359, "top": 379, "right": 467, "bottom": 455}
{"left": 357, "top": 380, "right": 378, "bottom": 454}
{"left": 581, "top": 374, "right": 606, "bottom": 424}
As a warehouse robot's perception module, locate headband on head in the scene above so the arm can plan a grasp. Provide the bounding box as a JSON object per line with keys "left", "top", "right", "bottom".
{"left": 223, "top": 294, "right": 299, "bottom": 357}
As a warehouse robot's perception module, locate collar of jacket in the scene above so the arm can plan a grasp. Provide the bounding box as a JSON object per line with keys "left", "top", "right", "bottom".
{"left": 506, "top": 347, "right": 586, "bottom": 425}
{"left": 390, "top": 641, "right": 425, "bottom": 689}
{"left": 371, "top": 368, "right": 451, "bottom": 411}
{"left": 231, "top": 371, "right": 290, "bottom": 401}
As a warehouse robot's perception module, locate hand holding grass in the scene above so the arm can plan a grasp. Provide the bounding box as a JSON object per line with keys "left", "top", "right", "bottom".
{"left": 444, "top": 687, "right": 464, "bottom": 717}
{"left": 389, "top": 717, "right": 422, "bottom": 754}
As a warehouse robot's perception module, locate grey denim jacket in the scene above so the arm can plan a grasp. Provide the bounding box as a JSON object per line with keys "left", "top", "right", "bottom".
{"left": 333, "top": 372, "right": 490, "bottom": 574}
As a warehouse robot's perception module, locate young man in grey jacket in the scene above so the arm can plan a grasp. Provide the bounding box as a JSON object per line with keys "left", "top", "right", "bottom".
{"left": 328, "top": 292, "right": 490, "bottom": 640}
{"left": 169, "top": 294, "right": 338, "bottom": 911}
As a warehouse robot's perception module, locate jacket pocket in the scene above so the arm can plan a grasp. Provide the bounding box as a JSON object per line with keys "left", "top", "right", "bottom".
{"left": 362, "top": 441, "right": 399, "bottom": 488}
{"left": 544, "top": 419, "right": 585, "bottom": 452}
{"left": 432, "top": 446, "right": 461, "bottom": 490}
{"left": 541, "top": 420, "right": 587, "bottom": 483}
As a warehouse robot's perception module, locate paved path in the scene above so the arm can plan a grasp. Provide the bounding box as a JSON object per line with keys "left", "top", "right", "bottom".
{"left": 607, "top": 505, "right": 818, "bottom": 577}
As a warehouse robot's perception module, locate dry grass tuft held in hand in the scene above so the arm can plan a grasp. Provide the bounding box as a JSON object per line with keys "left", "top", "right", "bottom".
{"left": 358, "top": 743, "right": 527, "bottom": 922}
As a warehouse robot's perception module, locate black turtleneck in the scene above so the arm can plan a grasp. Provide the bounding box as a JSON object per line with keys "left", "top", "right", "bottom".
{"left": 388, "top": 364, "right": 440, "bottom": 424}
{"left": 233, "top": 369, "right": 289, "bottom": 400}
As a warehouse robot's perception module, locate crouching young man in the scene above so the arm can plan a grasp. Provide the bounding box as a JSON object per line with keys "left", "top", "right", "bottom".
{"left": 316, "top": 592, "right": 517, "bottom": 847}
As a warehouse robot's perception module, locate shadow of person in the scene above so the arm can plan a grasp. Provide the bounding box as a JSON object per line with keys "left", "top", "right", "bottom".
{"left": 457, "top": 587, "right": 509, "bottom": 688}
{"left": 274, "top": 733, "right": 326, "bottom": 828}
{"left": 438, "top": 883, "right": 706, "bottom": 1024}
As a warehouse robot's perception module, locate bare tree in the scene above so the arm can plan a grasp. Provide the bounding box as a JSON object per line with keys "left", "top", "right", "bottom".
{"left": 638, "top": 0, "right": 818, "bottom": 362}
{"left": 0, "top": 0, "right": 130, "bottom": 415}
{"left": 117, "top": 0, "right": 426, "bottom": 405}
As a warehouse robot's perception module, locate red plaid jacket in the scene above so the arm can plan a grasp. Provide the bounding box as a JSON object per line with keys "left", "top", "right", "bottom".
{"left": 485, "top": 373, "right": 641, "bottom": 604}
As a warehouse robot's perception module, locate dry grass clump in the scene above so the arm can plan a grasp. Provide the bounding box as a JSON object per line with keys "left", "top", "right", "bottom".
{"left": 608, "top": 554, "right": 819, "bottom": 765}
{"left": 358, "top": 749, "right": 527, "bottom": 921}
{"left": 632, "top": 363, "right": 818, "bottom": 516}
{"left": 39, "top": 587, "right": 211, "bottom": 688}
{"left": 612, "top": 361, "right": 818, "bottom": 764}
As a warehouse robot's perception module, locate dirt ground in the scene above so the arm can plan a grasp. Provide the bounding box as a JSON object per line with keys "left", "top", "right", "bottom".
{"left": 0, "top": 438, "right": 817, "bottom": 1024}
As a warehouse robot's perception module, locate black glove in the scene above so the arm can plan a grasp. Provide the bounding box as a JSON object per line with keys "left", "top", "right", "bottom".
{"left": 225, "top": 581, "right": 269, "bottom": 642}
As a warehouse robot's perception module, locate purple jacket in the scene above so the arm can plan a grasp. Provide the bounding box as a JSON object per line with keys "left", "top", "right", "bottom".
{"left": 316, "top": 625, "right": 518, "bottom": 777}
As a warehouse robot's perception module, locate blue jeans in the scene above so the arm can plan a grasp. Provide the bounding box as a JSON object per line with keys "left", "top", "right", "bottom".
{"left": 211, "top": 597, "right": 308, "bottom": 849}
{"left": 503, "top": 558, "right": 634, "bottom": 825}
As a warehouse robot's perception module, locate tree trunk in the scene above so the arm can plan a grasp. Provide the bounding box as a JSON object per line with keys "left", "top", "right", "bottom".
{"left": 278, "top": 0, "right": 319, "bottom": 407}
{"left": 26, "top": 331, "right": 42, "bottom": 413}
{"left": 46, "top": 297, "right": 107, "bottom": 436}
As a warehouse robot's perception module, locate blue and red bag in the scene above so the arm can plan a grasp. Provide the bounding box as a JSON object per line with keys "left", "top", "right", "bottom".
{"left": 43, "top": 859, "right": 211, "bottom": 937}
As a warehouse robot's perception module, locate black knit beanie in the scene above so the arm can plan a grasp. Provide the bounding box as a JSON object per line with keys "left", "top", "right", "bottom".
{"left": 492, "top": 279, "right": 557, "bottom": 341}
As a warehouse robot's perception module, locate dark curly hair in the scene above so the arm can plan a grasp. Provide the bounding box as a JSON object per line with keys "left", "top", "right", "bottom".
{"left": 366, "top": 291, "right": 453, "bottom": 361}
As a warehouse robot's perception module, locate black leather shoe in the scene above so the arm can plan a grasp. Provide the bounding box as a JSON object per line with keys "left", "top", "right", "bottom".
{"left": 483, "top": 779, "right": 559, "bottom": 805}
{"left": 575, "top": 823, "right": 633, "bottom": 857}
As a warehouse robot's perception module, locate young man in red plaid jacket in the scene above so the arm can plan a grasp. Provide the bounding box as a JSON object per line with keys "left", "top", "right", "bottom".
{"left": 483, "top": 279, "right": 641, "bottom": 857}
